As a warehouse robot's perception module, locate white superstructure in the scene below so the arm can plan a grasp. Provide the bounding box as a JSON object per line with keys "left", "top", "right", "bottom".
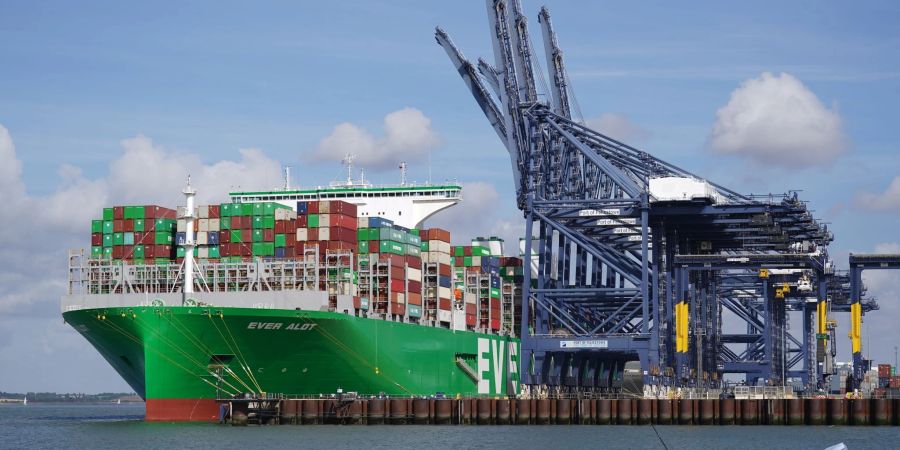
{"left": 229, "top": 159, "right": 461, "bottom": 229}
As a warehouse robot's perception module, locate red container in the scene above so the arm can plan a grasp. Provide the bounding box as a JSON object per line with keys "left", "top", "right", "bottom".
{"left": 332, "top": 214, "right": 358, "bottom": 230}
{"left": 466, "top": 314, "right": 476, "bottom": 326}
{"left": 408, "top": 280, "right": 422, "bottom": 293}
{"left": 229, "top": 216, "right": 241, "bottom": 229}
{"left": 91, "top": 233, "right": 102, "bottom": 246}
{"left": 263, "top": 229, "right": 274, "bottom": 242}
{"left": 275, "top": 220, "right": 285, "bottom": 234}
{"left": 123, "top": 219, "right": 134, "bottom": 232}
{"left": 391, "top": 302, "right": 405, "bottom": 316}
{"left": 113, "top": 206, "right": 125, "bottom": 219}
{"left": 465, "top": 304, "right": 476, "bottom": 315}
{"left": 406, "top": 255, "right": 421, "bottom": 268}
{"left": 307, "top": 201, "right": 320, "bottom": 214}
{"left": 241, "top": 229, "right": 252, "bottom": 243}
{"left": 386, "top": 254, "right": 406, "bottom": 268}
{"left": 490, "top": 298, "right": 500, "bottom": 310}
{"left": 390, "top": 267, "right": 405, "bottom": 279}
{"left": 463, "top": 246, "right": 472, "bottom": 256}
{"left": 490, "top": 319, "right": 501, "bottom": 330}
{"left": 113, "top": 220, "right": 124, "bottom": 233}
{"left": 308, "top": 228, "right": 319, "bottom": 241}
{"left": 145, "top": 205, "right": 175, "bottom": 219}
{"left": 219, "top": 245, "right": 230, "bottom": 257}
{"left": 439, "top": 298, "right": 452, "bottom": 310}
{"left": 220, "top": 230, "right": 230, "bottom": 243}
{"left": 425, "top": 228, "right": 451, "bottom": 242}
{"left": 330, "top": 200, "right": 357, "bottom": 217}
{"left": 439, "top": 263, "right": 451, "bottom": 277}
{"left": 891, "top": 376, "right": 900, "bottom": 389}
{"left": 878, "top": 364, "right": 892, "bottom": 378}
{"left": 112, "top": 246, "right": 124, "bottom": 259}
{"left": 230, "top": 243, "right": 242, "bottom": 256}
{"left": 286, "top": 235, "right": 296, "bottom": 246}
{"left": 390, "top": 279, "right": 405, "bottom": 292}
{"left": 408, "top": 292, "right": 422, "bottom": 305}
{"left": 154, "top": 245, "right": 171, "bottom": 258}
{"left": 208, "top": 204, "right": 220, "bottom": 219}
{"left": 330, "top": 226, "right": 357, "bottom": 243}
{"left": 297, "top": 216, "right": 308, "bottom": 228}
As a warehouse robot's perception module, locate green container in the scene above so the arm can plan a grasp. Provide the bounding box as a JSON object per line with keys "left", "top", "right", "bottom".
{"left": 124, "top": 206, "right": 135, "bottom": 219}
{"left": 263, "top": 217, "right": 275, "bottom": 229}
{"left": 176, "top": 247, "right": 185, "bottom": 258}
{"left": 421, "top": 241, "right": 429, "bottom": 252}
{"left": 154, "top": 231, "right": 173, "bottom": 245}
{"left": 308, "top": 214, "right": 319, "bottom": 228}
{"left": 253, "top": 203, "right": 265, "bottom": 216}
{"left": 453, "top": 246, "right": 464, "bottom": 257}
{"left": 357, "top": 228, "right": 369, "bottom": 240}
{"left": 263, "top": 202, "right": 276, "bottom": 216}
{"left": 252, "top": 229, "right": 264, "bottom": 242}
{"left": 241, "top": 203, "right": 254, "bottom": 216}
{"left": 252, "top": 242, "right": 275, "bottom": 256}
{"left": 230, "top": 229, "right": 243, "bottom": 243}
{"left": 408, "top": 304, "right": 422, "bottom": 318}
{"left": 133, "top": 206, "right": 145, "bottom": 219}
{"left": 275, "top": 234, "right": 286, "bottom": 247}
{"left": 379, "top": 240, "right": 405, "bottom": 255}
{"left": 472, "top": 246, "right": 490, "bottom": 256}
{"left": 124, "top": 232, "right": 135, "bottom": 246}
{"left": 103, "top": 221, "right": 114, "bottom": 234}
{"left": 155, "top": 218, "right": 174, "bottom": 231}
{"left": 91, "top": 246, "right": 102, "bottom": 257}
{"left": 155, "top": 258, "right": 171, "bottom": 265}
{"left": 405, "top": 244, "right": 421, "bottom": 257}
{"left": 219, "top": 203, "right": 231, "bottom": 217}
{"left": 134, "top": 219, "right": 145, "bottom": 232}
{"left": 220, "top": 217, "right": 231, "bottom": 230}
{"left": 103, "top": 208, "right": 114, "bottom": 221}
{"left": 410, "top": 229, "right": 420, "bottom": 236}
{"left": 407, "top": 234, "right": 421, "bottom": 246}
{"left": 91, "top": 220, "right": 103, "bottom": 233}
{"left": 113, "top": 232, "right": 124, "bottom": 245}
{"left": 359, "top": 241, "right": 369, "bottom": 253}
{"left": 102, "top": 234, "right": 113, "bottom": 247}
{"left": 102, "top": 247, "right": 113, "bottom": 257}
{"left": 132, "top": 258, "right": 145, "bottom": 265}
{"left": 133, "top": 245, "right": 145, "bottom": 258}
{"left": 463, "top": 256, "right": 472, "bottom": 267}
{"left": 252, "top": 216, "right": 264, "bottom": 229}
{"left": 490, "top": 287, "right": 501, "bottom": 299}
{"left": 208, "top": 246, "right": 220, "bottom": 258}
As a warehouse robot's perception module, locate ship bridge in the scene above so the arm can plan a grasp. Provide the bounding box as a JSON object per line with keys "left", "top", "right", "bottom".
{"left": 229, "top": 184, "right": 461, "bottom": 229}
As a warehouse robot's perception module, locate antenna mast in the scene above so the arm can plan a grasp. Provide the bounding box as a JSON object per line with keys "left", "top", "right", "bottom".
{"left": 343, "top": 154, "right": 355, "bottom": 185}
{"left": 181, "top": 176, "right": 196, "bottom": 305}
{"left": 399, "top": 162, "right": 408, "bottom": 186}
{"left": 283, "top": 166, "right": 291, "bottom": 190}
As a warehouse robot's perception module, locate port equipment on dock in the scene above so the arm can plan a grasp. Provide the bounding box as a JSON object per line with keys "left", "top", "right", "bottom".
{"left": 436, "top": 1, "right": 891, "bottom": 394}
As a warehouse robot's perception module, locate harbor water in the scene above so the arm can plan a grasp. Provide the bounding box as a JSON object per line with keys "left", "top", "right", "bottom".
{"left": 2, "top": 403, "right": 899, "bottom": 449}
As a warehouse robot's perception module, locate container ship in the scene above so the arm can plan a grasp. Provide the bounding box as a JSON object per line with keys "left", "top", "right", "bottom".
{"left": 61, "top": 166, "right": 524, "bottom": 421}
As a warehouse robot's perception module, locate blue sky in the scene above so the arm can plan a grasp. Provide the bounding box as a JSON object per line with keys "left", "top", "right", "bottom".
{"left": 1, "top": 1, "right": 899, "bottom": 392}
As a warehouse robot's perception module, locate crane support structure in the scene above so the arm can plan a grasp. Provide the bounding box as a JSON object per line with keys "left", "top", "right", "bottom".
{"left": 436, "top": 2, "right": 881, "bottom": 393}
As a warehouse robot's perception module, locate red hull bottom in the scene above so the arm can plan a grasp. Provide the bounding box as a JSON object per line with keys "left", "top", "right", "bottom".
{"left": 145, "top": 398, "right": 220, "bottom": 422}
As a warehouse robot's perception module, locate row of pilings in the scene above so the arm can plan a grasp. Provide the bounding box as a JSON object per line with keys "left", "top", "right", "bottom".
{"left": 228, "top": 397, "right": 899, "bottom": 426}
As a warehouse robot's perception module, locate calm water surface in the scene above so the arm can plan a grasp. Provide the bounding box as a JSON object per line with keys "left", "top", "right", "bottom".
{"left": 1, "top": 403, "right": 898, "bottom": 449}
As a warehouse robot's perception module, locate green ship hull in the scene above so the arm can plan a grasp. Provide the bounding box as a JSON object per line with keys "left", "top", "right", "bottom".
{"left": 63, "top": 306, "right": 520, "bottom": 421}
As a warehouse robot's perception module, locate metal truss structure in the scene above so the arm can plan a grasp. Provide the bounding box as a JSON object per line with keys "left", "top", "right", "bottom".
{"left": 437, "top": 1, "right": 884, "bottom": 392}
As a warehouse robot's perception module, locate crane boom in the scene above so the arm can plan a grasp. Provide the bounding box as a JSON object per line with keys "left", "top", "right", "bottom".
{"left": 538, "top": 6, "right": 571, "bottom": 118}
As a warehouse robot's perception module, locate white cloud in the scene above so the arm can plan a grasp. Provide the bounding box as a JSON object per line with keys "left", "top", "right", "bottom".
{"left": 709, "top": 72, "right": 849, "bottom": 168}
{"left": 427, "top": 181, "right": 524, "bottom": 252}
{"left": 585, "top": 113, "right": 649, "bottom": 143}
{"left": 314, "top": 107, "right": 440, "bottom": 170}
{"left": 854, "top": 176, "right": 900, "bottom": 211}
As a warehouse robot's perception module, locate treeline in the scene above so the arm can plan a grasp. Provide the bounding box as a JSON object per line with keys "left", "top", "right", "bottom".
{"left": 0, "top": 392, "right": 138, "bottom": 402}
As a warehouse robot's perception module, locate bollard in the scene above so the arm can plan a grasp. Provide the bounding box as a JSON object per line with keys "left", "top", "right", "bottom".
{"left": 279, "top": 399, "right": 298, "bottom": 425}
{"left": 536, "top": 399, "right": 551, "bottom": 425}
{"left": 496, "top": 398, "right": 511, "bottom": 425}
{"left": 476, "top": 398, "right": 493, "bottom": 425}
{"left": 556, "top": 399, "right": 571, "bottom": 425}
{"left": 720, "top": 399, "right": 735, "bottom": 425}
{"left": 678, "top": 399, "right": 693, "bottom": 425}
{"left": 301, "top": 399, "right": 320, "bottom": 424}
{"left": 617, "top": 399, "right": 633, "bottom": 425}
{"left": 367, "top": 398, "right": 385, "bottom": 425}
{"left": 658, "top": 399, "right": 673, "bottom": 425}
{"left": 639, "top": 399, "right": 653, "bottom": 425}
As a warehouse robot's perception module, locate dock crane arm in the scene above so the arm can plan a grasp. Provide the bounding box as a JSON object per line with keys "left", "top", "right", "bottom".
{"left": 538, "top": 6, "right": 572, "bottom": 119}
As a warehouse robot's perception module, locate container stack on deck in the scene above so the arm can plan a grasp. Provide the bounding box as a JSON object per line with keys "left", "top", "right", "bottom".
{"left": 356, "top": 217, "right": 423, "bottom": 320}
{"left": 452, "top": 244, "right": 504, "bottom": 332}
{"left": 209, "top": 202, "right": 297, "bottom": 261}
{"left": 420, "top": 228, "right": 453, "bottom": 325}
{"left": 90, "top": 206, "right": 177, "bottom": 263}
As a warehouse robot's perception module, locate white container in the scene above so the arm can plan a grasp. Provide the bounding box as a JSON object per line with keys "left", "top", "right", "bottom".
{"left": 319, "top": 214, "right": 331, "bottom": 228}
{"left": 197, "top": 231, "right": 208, "bottom": 245}
{"left": 358, "top": 217, "right": 369, "bottom": 229}
{"left": 649, "top": 176, "right": 721, "bottom": 203}
{"left": 177, "top": 219, "right": 186, "bottom": 233}
{"left": 319, "top": 227, "right": 330, "bottom": 241}
{"left": 208, "top": 218, "right": 220, "bottom": 232}
{"left": 198, "top": 206, "right": 209, "bottom": 219}
{"left": 198, "top": 219, "right": 209, "bottom": 232}
{"left": 296, "top": 228, "right": 308, "bottom": 242}
{"left": 439, "top": 286, "right": 452, "bottom": 300}
{"left": 197, "top": 246, "right": 209, "bottom": 259}
{"left": 438, "top": 310, "right": 452, "bottom": 322}
{"left": 406, "top": 268, "right": 422, "bottom": 282}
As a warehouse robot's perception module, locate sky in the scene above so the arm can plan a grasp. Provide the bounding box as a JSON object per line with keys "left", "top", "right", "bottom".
{"left": 1, "top": 0, "right": 899, "bottom": 393}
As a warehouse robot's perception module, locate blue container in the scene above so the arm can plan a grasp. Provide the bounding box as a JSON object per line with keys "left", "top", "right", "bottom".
{"left": 393, "top": 224, "right": 410, "bottom": 233}
{"left": 275, "top": 247, "right": 286, "bottom": 258}
{"left": 208, "top": 232, "right": 220, "bottom": 245}
{"left": 368, "top": 217, "right": 393, "bottom": 229}
{"left": 176, "top": 232, "right": 186, "bottom": 246}
{"left": 490, "top": 276, "right": 500, "bottom": 289}
{"left": 296, "top": 201, "right": 308, "bottom": 215}
{"left": 439, "top": 276, "right": 452, "bottom": 288}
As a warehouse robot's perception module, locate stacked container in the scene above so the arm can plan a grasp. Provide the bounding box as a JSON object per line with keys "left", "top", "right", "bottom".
{"left": 420, "top": 228, "right": 453, "bottom": 323}
{"left": 211, "top": 202, "right": 296, "bottom": 261}
{"left": 355, "top": 217, "right": 424, "bottom": 319}
{"left": 452, "top": 245, "right": 503, "bottom": 331}
{"left": 295, "top": 200, "right": 358, "bottom": 259}
{"left": 90, "top": 205, "right": 176, "bottom": 264}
